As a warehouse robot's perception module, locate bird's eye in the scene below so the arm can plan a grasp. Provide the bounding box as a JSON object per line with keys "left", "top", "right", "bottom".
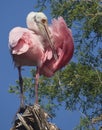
{"left": 41, "top": 19, "right": 46, "bottom": 23}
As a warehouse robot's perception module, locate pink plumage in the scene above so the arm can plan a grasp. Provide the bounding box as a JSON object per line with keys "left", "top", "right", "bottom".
{"left": 39, "top": 17, "right": 74, "bottom": 77}
{"left": 9, "top": 27, "right": 45, "bottom": 67}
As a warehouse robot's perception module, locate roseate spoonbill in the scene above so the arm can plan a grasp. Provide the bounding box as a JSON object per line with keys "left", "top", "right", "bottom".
{"left": 9, "top": 12, "right": 74, "bottom": 110}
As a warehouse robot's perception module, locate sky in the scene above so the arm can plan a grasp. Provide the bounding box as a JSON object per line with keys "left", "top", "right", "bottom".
{"left": 0, "top": 0, "right": 80, "bottom": 129}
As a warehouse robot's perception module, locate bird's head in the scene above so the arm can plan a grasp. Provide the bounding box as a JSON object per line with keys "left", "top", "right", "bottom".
{"left": 26, "top": 11, "right": 50, "bottom": 38}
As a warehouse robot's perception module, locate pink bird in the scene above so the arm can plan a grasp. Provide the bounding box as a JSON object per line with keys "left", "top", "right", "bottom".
{"left": 9, "top": 12, "right": 74, "bottom": 110}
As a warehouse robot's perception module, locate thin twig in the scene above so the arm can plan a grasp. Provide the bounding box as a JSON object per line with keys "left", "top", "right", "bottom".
{"left": 17, "top": 113, "right": 31, "bottom": 130}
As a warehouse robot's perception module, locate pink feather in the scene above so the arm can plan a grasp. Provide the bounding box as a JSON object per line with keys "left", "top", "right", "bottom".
{"left": 39, "top": 17, "right": 74, "bottom": 77}
{"left": 9, "top": 27, "right": 45, "bottom": 67}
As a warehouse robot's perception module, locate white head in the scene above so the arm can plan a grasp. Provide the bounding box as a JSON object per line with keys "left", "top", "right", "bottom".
{"left": 26, "top": 11, "right": 48, "bottom": 35}
{"left": 26, "top": 11, "right": 54, "bottom": 54}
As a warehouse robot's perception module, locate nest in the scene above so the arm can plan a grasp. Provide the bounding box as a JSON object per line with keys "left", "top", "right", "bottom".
{"left": 10, "top": 104, "right": 60, "bottom": 130}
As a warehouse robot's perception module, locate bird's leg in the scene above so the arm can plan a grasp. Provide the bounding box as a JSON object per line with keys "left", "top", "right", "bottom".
{"left": 35, "top": 67, "right": 40, "bottom": 104}
{"left": 12, "top": 67, "right": 25, "bottom": 122}
{"left": 18, "top": 66, "right": 25, "bottom": 109}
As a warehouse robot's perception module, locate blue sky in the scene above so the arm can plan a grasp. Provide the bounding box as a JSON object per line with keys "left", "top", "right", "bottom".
{"left": 0, "top": 0, "right": 80, "bottom": 129}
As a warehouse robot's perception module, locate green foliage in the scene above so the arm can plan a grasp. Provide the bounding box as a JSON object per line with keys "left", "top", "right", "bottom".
{"left": 36, "top": 0, "right": 102, "bottom": 67}
{"left": 36, "top": 0, "right": 102, "bottom": 36}
{"left": 74, "top": 116, "right": 96, "bottom": 130}
{"left": 9, "top": 62, "right": 102, "bottom": 117}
